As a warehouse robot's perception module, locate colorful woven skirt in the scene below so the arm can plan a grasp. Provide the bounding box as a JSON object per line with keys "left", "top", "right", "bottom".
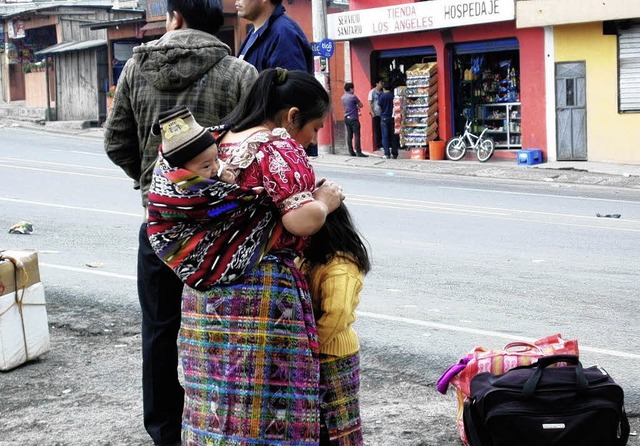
{"left": 180, "top": 254, "right": 320, "bottom": 445}
{"left": 319, "top": 353, "right": 363, "bottom": 446}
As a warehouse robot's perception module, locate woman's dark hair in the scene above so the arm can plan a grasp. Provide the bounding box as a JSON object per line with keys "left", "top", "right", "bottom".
{"left": 225, "top": 68, "right": 330, "bottom": 132}
{"left": 303, "top": 203, "right": 371, "bottom": 274}
{"left": 167, "top": 0, "right": 223, "bottom": 35}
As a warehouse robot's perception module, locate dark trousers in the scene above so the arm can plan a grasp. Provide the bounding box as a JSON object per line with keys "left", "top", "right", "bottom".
{"left": 306, "top": 143, "right": 318, "bottom": 157}
{"left": 344, "top": 118, "right": 362, "bottom": 155}
{"left": 381, "top": 116, "right": 398, "bottom": 158}
{"left": 372, "top": 115, "right": 382, "bottom": 149}
{"left": 138, "top": 224, "right": 184, "bottom": 445}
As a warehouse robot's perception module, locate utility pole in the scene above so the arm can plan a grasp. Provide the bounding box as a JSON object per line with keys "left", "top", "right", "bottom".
{"left": 311, "top": 0, "right": 334, "bottom": 154}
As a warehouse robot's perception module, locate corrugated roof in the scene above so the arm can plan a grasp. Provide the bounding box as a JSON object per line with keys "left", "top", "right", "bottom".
{"left": 35, "top": 39, "right": 107, "bottom": 55}
{"left": 0, "top": 1, "right": 112, "bottom": 19}
{"left": 82, "top": 16, "right": 144, "bottom": 30}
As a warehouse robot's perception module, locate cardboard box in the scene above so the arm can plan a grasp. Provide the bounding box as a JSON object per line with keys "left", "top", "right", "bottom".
{"left": 410, "top": 147, "right": 427, "bottom": 160}
{"left": 0, "top": 250, "right": 50, "bottom": 371}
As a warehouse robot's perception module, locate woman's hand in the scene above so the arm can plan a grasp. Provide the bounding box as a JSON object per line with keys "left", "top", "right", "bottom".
{"left": 281, "top": 180, "right": 344, "bottom": 237}
{"left": 312, "top": 180, "right": 343, "bottom": 214}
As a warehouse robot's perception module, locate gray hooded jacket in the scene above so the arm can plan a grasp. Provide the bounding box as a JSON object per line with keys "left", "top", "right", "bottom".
{"left": 104, "top": 28, "right": 258, "bottom": 207}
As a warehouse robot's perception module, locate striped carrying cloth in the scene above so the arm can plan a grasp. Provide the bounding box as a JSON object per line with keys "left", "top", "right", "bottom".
{"left": 146, "top": 154, "right": 279, "bottom": 290}
{"left": 180, "top": 253, "right": 320, "bottom": 445}
{"left": 319, "top": 354, "right": 363, "bottom": 446}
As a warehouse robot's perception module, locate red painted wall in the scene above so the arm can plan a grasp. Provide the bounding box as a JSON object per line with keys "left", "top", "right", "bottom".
{"left": 347, "top": 16, "right": 547, "bottom": 156}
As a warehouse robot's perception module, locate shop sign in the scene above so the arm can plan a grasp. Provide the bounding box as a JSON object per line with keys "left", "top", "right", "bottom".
{"left": 311, "top": 39, "right": 335, "bottom": 58}
{"left": 7, "top": 20, "right": 26, "bottom": 39}
{"left": 327, "top": 0, "right": 515, "bottom": 41}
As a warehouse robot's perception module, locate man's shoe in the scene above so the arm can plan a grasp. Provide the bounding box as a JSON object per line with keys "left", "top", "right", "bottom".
{"left": 349, "top": 152, "right": 357, "bottom": 156}
{"left": 357, "top": 152, "right": 369, "bottom": 157}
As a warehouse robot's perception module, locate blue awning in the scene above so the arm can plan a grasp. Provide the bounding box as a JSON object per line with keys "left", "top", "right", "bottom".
{"left": 379, "top": 46, "right": 436, "bottom": 58}
{"left": 453, "top": 38, "right": 519, "bottom": 55}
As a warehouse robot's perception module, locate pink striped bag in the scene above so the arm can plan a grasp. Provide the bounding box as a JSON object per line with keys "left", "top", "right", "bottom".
{"left": 437, "top": 334, "right": 579, "bottom": 446}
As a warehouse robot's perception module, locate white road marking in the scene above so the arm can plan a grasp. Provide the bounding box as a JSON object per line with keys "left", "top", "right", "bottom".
{"left": 0, "top": 197, "right": 139, "bottom": 217}
{"left": 36, "top": 261, "right": 640, "bottom": 361}
{"left": 0, "top": 162, "right": 127, "bottom": 180}
{"left": 0, "top": 156, "right": 118, "bottom": 171}
{"left": 358, "top": 311, "right": 640, "bottom": 360}
{"left": 41, "top": 262, "right": 136, "bottom": 280}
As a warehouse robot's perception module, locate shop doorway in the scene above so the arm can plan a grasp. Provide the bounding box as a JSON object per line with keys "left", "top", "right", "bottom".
{"left": 555, "top": 62, "right": 587, "bottom": 160}
{"left": 373, "top": 47, "right": 437, "bottom": 90}
{"left": 450, "top": 39, "right": 521, "bottom": 151}
{"left": 370, "top": 47, "right": 437, "bottom": 152}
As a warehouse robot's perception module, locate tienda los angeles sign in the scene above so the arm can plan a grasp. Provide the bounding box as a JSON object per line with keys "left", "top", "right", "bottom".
{"left": 327, "top": 0, "right": 515, "bottom": 40}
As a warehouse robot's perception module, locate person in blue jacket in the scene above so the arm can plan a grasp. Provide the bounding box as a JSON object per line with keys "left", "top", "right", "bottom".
{"left": 236, "top": 0, "right": 313, "bottom": 74}
{"left": 237, "top": 0, "right": 317, "bottom": 156}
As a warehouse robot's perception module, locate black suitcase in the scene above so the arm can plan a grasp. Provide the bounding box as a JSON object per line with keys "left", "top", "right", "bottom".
{"left": 463, "top": 354, "right": 630, "bottom": 446}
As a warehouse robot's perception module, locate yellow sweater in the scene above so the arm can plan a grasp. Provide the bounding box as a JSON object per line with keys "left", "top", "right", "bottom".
{"left": 303, "top": 253, "right": 363, "bottom": 357}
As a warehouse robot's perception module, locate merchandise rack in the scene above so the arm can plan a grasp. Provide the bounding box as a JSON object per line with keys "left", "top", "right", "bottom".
{"left": 476, "top": 102, "right": 521, "bottom": 149}
{"left": 398, "top": 62, "right": 438, "bottom": 148}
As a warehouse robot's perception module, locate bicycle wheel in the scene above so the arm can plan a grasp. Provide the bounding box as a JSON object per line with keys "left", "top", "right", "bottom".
{"left": 476, "top": 138, "right": 495, "bottom": 162}
{"left": 446, "top": 137, "right": 467, "bottom": 161}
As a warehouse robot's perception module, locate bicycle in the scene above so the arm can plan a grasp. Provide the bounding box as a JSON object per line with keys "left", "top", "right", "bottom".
{"left": 445, "top": 120, "right": 495, "bottom": 162}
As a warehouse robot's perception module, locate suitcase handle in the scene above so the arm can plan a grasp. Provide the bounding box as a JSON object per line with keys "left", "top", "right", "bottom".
{"left": 522, "top": 354, "right": 588, "bottom": 398}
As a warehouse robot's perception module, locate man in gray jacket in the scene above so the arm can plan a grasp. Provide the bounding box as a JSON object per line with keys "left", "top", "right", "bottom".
{"left": 104, "top": 1, "right": 257, "bottom": 444}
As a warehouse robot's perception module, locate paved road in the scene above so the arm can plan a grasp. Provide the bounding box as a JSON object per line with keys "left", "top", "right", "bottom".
{"left": 1, "top": 123, "right": 639, "bottom": 445}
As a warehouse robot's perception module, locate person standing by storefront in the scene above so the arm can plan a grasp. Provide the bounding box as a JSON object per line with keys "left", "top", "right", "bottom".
{"left": 341, "top": 82, "right": 368, "bottom": 157}
{"left": 368, "top": 78, "right": 383, "bottom": 152}
{"left": 103, "top": 1, "right": 258, "bottom": 445}
{"left": 235, "top": 0, "right": 316, "bottom": 157}
{"left": 378, "top": 81, "right": 398, "bottom": 159}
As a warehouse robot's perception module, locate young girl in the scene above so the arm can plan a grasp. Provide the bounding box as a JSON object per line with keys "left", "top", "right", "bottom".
{"left": 300, "top": 202, "right": 371, "bottom": 446}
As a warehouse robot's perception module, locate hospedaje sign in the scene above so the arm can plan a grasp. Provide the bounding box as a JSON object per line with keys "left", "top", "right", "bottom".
{"left": 327, "top": 0, "right": 515, "bottom": 40}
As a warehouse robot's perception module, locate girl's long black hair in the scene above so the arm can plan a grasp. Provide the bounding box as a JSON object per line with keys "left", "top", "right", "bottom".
{"left": 223, "top": 68, "right": 330, "bottom": 133}
{"left": 303, "top": 202, "right": 371, "bottom": 274}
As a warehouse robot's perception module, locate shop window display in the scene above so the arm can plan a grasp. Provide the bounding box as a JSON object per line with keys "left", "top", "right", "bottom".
{"left": 453, "top": 50, "right": 521, "bottom": 149}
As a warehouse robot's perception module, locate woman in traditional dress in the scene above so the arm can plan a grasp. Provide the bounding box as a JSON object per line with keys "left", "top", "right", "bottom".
{"left": 150, "top": 68, "right": 343, "bottom": 445}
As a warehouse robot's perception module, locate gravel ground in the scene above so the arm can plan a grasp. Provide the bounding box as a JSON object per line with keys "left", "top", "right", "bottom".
{"left": 2, "top": 297, "right": 638, "bottom": 445}
{"left": 0, "top": 295, "right": 463, "bottom": 446}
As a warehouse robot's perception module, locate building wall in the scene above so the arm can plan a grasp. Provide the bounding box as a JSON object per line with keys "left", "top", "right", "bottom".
{"left": 348, "top": 20, "right": 547, "bottom": 154}
{"left": 554, "top": 22, "right": 640, "bottom": 163}
{"left": 517, "top": 0, "right": 640, "bottom": 28}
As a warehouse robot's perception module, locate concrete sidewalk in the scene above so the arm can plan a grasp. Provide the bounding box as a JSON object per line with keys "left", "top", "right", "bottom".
{"left": 4, "top": 118, "right": 640, "bottom": 189}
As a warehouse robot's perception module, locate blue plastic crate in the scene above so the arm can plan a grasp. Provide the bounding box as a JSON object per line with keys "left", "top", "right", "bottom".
{"left": 517, "top": 149, "right": 543, "bottom": 166}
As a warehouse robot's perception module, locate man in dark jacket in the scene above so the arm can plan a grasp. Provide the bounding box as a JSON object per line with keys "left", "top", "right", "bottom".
{"left": 378, "top": 81, "right": 398, "bottom": 159}
{"left": 104, "top": 1, "right": 257, "bottom": 445}
{"left": 236, "top": 0, "right": 318, "bottom": 156}
{"left": 236, "top": 0, "right": 313, "bottom": 73}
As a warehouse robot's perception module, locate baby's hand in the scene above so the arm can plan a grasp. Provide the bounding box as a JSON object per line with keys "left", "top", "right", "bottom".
{"left": 218, "top": 166, "right": 236, "bottom": 184}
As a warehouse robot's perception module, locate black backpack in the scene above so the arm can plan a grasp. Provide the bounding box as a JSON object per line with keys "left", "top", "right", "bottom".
{"left": 463, "top": 355, "right": 630, "bottom": 446}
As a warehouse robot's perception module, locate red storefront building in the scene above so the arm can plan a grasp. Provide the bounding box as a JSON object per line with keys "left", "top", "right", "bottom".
{"left": 327, "top": 0, "right": 546, "bottom": 159}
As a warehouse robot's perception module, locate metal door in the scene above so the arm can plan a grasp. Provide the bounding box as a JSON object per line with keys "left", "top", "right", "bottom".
{"left": 556, "top": 62, "right": 587, "bottom": 160}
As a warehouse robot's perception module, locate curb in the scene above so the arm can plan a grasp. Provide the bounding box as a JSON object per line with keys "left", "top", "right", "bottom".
{"left": 4, "top": 118, "right": 640, "bottom": 190}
